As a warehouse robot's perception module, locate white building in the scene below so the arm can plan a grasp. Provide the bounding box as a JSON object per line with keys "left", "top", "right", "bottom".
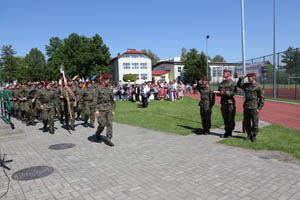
{"left": 209, "top": 62, "right": 239, "bottom": 84}
{"left": 152, "top": 57, "right": 184, "bottom": 83}
{"left": 111, "top": 49, "right": 152, "bottom": 84}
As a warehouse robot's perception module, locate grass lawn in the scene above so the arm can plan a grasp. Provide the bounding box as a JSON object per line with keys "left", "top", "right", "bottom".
{"left": 114, "top": 96, "right": 243, "bottom": 135}
{"left": 219, "top": 124, "right": 300, "bottom": 159}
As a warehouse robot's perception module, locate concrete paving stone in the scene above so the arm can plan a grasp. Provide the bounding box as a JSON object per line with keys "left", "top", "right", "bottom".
{"left": 1, "top": 118, "right": 300, "bottom": 200}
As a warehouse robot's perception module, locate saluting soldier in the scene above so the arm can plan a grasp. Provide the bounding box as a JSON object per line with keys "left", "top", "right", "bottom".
{"left": 82, "top": 81, "right": 96, "bottom": 128}
{"left": 197, "top": 77, "right": 215, "bottom": 135}
{"left": 36, "top": 80, "right": 56, "bottom": 134}
{"left": 95, "top": 74, "right": 116, "bottom": 147}
{"left": 60, "top": 78, "right": 77, "bottom": 130}
{"left": 215, "top": 69, "right": 237, "bottom": 138}
{"left": 237, "top": 73, "right": 264, "bottom": 142}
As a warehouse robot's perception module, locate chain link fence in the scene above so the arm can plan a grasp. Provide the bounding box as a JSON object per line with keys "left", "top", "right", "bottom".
{"left": 246, "top": 47, "right": 300, "bottom": 100}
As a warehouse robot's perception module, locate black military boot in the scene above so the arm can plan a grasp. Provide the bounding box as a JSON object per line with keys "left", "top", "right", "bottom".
{"left": 251, "top": 135, "right": 257, "bottom": 142}
{"left": 42, "top": 124, "right": 47, "bottom": 132}
{"left": 83, "top": 121, "right": 88, "bottom": 127}
{"left": 66, "top": 123, "right": 70, "bottom": 130}
{"left": 26, "top": 120, "right": 30, "bottom": 126}
{"left": 105, "top": 139, "right": 114, "bottom": 147}
{"left": 49, "top": 127, "right": 55, "bottom": 134}
{"left": 70, "top": 124, "right": 75, "bottom": 131}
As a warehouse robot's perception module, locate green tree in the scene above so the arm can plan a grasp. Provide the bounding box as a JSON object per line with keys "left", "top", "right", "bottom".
{"left": 24, "top": 48, "right": 46, "bottom": 82}
{"left": 0, "top": 45, "right": 18, "bottom": 82}
{"left": 281, "top": 46, "right": 300, "bottom": 74}
{"left": 180, "top": 47, "right": 187, "bottom": 61}
{"left": 123, "top": 74, "right": 137, "bottom": 82}
{"left": 141, "top": 49, "right": 160, "bottom": 66}
{"left": 183, "top": 48, "right": 207, "bottom": 83}
{"left": 45, "top": 33, "right": 111, "bottom": 81}
{"left": 212, "top": 54, "right": 225, "bottom": 62}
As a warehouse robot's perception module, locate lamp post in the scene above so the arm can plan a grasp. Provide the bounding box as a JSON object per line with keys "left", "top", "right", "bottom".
{"left": 273, "top": 0, "right": 276, "bottom": 98}
{"left": 206, "top": 35, "right": 210, "bottom": 78}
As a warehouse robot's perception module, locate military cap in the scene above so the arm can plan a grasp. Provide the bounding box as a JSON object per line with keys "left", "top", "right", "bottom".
{"left": 44, "top": 80, "right": 49, "bottom": 86}
{"left": 247, "top": 73, "right": 256, "bottom": 77}
{"left": 223, "top": 69, "right": 231, "bottom": 73}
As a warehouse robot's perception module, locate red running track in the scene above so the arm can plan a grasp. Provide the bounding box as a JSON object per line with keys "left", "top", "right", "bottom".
{"left": 186, "top": 92, "right": 300, "bottom": 130}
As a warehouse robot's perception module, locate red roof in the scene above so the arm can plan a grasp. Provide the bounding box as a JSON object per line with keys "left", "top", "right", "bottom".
{"left": 112, "top": 49, "right": 152, "bottom": 61}
{"left": 152, "top": 70, "right": 170, "bottom": 76}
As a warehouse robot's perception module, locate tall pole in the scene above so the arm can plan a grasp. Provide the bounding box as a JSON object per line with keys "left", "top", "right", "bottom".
{"left": 241, "top": 0, "right": 246, "bottom": 77}
{"left": 206, "top": 35, "right": 210, "bottom": 78}
{"left": 273, "top": 0, "right": 276, "bottom": 98}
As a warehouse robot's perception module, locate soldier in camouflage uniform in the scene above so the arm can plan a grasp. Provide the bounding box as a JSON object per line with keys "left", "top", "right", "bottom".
{"left": 34, "top": 82, "right": 43, "bottom": 121}
{"left": 60, "top": 78, "right": 77, "bottom": 131}
{"left": 82, "top": 81, "right": 96, "bottom": 128}
{"left": 7, "top": 85, "right": 15, "bottom": 117}
{"left": 14, "top": 83, "right": 23, "bottom": 121}
{"left": 197, "top": 77, "right": 215, "bottom": 135}
{"left": 215, "top": 69, "right": 237, "bottom": 138}
{"left": 23, "top": 78, "right": 36, "bottom": 126}
{"left": 95, "top": 74, "right": 116, "bottom": 147}
{"left": 52, "top": 81, "right": 60, "bottom": 119}
{"left": 75, "top": 81, "right": 84, "bottom": 121}
{"left": 237, "top": 73, "right": 264, "bottom": 142}
{"left": 36, "top": 80, "right": 56, "bottom": 134}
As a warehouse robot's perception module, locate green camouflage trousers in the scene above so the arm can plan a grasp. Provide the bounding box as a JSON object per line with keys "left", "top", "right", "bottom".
{"left": 200, "top": 107, "right": 212, "bottom": 132}
{"left": 221, "top": 104, "right": 236, "bottom": 135}
{"left": 41, "top": 105, "right": 55, "bottom": 128}
{"left": 84, "top": 103, "right": 95, "bottom": 124}
{"left": 96, "top": 111, "right": 113, "bottom": 140}
{"left": 244, "top": 108, "right": 259, "bottom": 137}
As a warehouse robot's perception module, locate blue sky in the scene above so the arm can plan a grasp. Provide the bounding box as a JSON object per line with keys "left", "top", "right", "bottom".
{"left": 1, "top": 0, "right": 300, "bottom": 62}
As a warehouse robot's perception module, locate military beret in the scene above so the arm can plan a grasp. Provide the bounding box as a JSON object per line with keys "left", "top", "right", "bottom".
{"left": 67, "top": 77, "right": 72, "bottom": 82}
{"left": 44, "top": 80, "right": 49, "bottom": 86}
{"left": 27, "top": 78, "right": 31, "bottom": 83}
{"left": 202, "top": 77, "right": 210, "bottom": 82}
{"left": 86, "top": 81, "right": 91, "bottom": 85}
{"left": 223, "top": 69, "right": 231, "bottom": 73}
{"left": 247, "top": 73, "right": 256, "bottom": 77}
{"left": 101, "top": 73, "right": 110, "bottom": 80}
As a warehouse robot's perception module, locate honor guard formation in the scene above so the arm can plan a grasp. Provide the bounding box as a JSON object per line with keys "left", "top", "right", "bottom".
{"left": 3, "top": 73, "right": 116, "bottom": 147}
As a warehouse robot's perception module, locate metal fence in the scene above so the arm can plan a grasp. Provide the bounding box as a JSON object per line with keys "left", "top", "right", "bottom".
{"left": 245, "top": 47, "right": 300, "bottom": 100}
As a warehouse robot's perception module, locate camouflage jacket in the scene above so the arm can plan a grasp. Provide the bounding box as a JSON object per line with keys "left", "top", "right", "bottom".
{"left": 237, "top": 78, "right": 264, "bottom": 110}
{"left": 218, "top": 79, "right": 237, "bottom": 105}
{"left": 95, "top": 86, "right": 116, "bottom": 112}
{"left": 76, "top": 87, "right": 85, "bottom": 103}
{"left": 197, "top": 84, "right": 215, "bottom": 109}
{"left": 59, "top": 86, "right": 77, "bottom": 103}
{"left": 36, "top": 88, "right": 56, "bottom": 109}
{"left": 82, "top": 88, "right": 97, "bottom": 106}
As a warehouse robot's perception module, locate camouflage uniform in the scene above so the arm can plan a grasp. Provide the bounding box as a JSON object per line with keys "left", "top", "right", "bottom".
{"left": 23, "top": 85, "right": 36, "bottom": 125}
{"left": 82, "top": 87, "right": 96, "bottom": 127}
{"left": 14, "top": 86, "right": 23, "bottom": 120}
{"left": 76, "top": 84, "right": 85, "bottom": 120}
{"left": 60, "top": 85, "right": 77, "bottom": 130}
{"left": 217, "top": 79, "right": 237, "bottom": 137}
{"left": 95, "top": 85, "right": 116, "bottom": 144}
{"left": 36, "top": 87, "right": 56, "bottom": 133}
{"left": 237, "top": 78, "right": 264, "bottom": 141}
{"left": 197, "top": 83, "right": 215, "bottom": 134}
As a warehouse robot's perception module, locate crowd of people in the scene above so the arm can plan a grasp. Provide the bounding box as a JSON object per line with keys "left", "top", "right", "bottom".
{"left": 3, "top": 74, "right": 116, "bottom": 146}
{"left": 111, "top": 80, "right": 186, "bottom": 107}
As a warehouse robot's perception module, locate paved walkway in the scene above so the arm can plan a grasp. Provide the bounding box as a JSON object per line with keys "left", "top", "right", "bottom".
{"left": 0, "top": 118, "right": 300, "bottom": 200}
{"left": 186, "top": 93, "right": 300, "bottom": 130}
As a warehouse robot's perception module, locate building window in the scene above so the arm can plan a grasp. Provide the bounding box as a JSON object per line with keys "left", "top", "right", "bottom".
{"left": 132, "top": 63, "right": 139, "bottom": 69}
{"left": 132, "top": 55, "right": 139, "bottom": 58}
{"left": 136, "top": 74, "right": 140, "bottom": 80}
{"left": 217, "top": 67, "right": 223, "bottom": 77}
{"left": 212, "top": 67, "right": 217, "bottom": 77}
{"left": 178, "top": 67, "right": 182, "bottom": 72}
{"left": 123, "top": 54, "right": 130, "bottom": 58}
{"left": 123, "top": 63, "right": 130, "bottom": 69}
{"left": 161, "top": 76, "right": 166, "bottom": 82}
{"left": 141, "top": 74, "right": 148, "bottom": 80}
{"left": 141, "top": 63, "right": 147, "bottom": 69}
